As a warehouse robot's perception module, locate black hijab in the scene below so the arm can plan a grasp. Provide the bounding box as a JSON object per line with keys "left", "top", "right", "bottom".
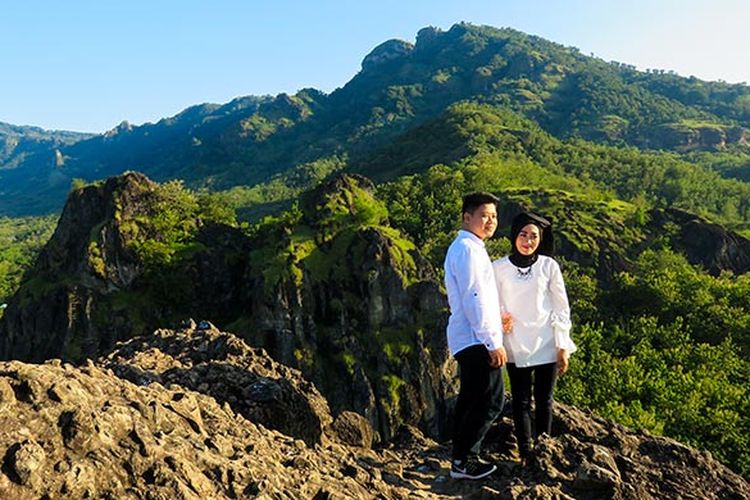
{"left": 509, "top": 212, "right": 554, "bottom": 268}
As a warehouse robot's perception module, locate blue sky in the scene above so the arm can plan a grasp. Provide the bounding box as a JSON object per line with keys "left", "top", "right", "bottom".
{"left": 2, "top": 0, "right": 748, "bottom": 133}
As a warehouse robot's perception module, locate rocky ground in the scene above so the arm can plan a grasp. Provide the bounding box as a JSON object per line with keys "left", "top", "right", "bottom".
{"left": 0, "top": 322, "right": 747, "bottom": 498}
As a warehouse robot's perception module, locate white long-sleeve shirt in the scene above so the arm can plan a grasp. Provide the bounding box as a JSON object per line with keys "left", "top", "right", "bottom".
{"left": 492, "top": 255, "right": 576, "bottom": 367}
{"left": 444, "top": 230, "right": 503, "bottom": 356}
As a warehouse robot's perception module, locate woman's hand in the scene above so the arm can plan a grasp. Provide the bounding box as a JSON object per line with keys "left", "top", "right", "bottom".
{"left": 501, "top": 311, "right": 514, "bottom": 334}
{"left": 557, "top": 349, "right": 569, "bottom": 375}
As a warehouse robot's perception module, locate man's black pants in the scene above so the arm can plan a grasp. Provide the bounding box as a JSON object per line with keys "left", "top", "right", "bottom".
{"left": 452, "top": 344, "right": 505, "bottom": 461}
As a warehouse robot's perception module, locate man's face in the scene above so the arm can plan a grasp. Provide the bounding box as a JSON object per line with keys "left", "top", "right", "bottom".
{"left": 463, "top": 203, "right": 498, "bottom": 240}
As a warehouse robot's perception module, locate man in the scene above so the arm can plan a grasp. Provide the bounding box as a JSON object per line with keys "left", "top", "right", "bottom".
{"left": 444, "top": 192, "right": 506, "bottom": 480}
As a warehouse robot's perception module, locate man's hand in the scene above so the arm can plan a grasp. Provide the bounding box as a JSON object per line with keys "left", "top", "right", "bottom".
{"left": 488, "top": 347, "right": 507, "bottom": 368}
{"left": 557, "top": 349, "right": 569, "bottom": 375}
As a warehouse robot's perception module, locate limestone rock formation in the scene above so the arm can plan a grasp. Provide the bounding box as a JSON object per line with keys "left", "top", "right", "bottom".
{"left": 650, "top": 207, "right": 750, "bottom": 275}
{"left": 0, "top": 324, "right": 747, "bottom": 498}
{"left": 0, "top": 358, "right": 411, "bottom": 498}
{"left": 241, "top": 174, "right": 454, "bottom": 443}
{"left": 361, "top": 39, "right": 414, "bottom": 72}
{"left": 0, "top": 172, "right": 250, "bottom": 362}
{"left": 0, "top": 172, "right": 456, "bottom": 448}
{"left": 647, "top": 123, "right": 750, "bottom": 151}
{"left": 99, "top": 320, "right": 332, "bottom": 446}
{"left": 0, "top": 172, "right": 153, "bottom": 362}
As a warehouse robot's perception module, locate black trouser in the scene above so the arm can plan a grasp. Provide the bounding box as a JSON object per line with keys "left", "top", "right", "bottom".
{"left": 452, "top": 344, "right": 505, "bottom": 461}
{"left": 506, "top": 362, "right": 557, "bottom": 457}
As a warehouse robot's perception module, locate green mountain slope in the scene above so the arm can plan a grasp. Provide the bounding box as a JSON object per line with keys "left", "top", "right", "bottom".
{"left": 3, "top": 23, "right": 750, "bottom": 216}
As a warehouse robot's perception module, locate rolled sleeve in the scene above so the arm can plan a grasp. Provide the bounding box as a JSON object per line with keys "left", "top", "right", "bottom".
{"left": 549, "top": 261, "right": 576, "bottom": 354}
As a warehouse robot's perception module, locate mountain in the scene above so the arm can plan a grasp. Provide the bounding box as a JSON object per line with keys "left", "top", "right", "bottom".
{"left": 0, "top": 123, "right": 93, "bottom": 215}
{"left": 0, "top": 323, "right": 747, "bottom": 497}
{"left": 2, "top": 22, "right": 750, "bottom": 216}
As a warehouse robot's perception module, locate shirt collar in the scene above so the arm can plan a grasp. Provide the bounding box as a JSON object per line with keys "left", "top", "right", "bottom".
{"left": 458, "top": 229, "right": 485, "bottom": 247}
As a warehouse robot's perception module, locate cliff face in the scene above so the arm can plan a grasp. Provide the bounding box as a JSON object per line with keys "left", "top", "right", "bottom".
{"left": 238, "top": 174, "right": 454, "bottom": 442}
{"left": 100, "top": 320, "right": 332, "bottom": 447}
{"left": 0, "top": 324, "right": 746, "bottom": 498}
{"left": 0, "top": 325, "right": 398, "bottom": 498}
{"left": 0, "top": 172, "right": 250, "bottom": 362}
{"left": 650, "top": 207, "right": 750, "bottom": 275}
{"left": 646, "top": 123, "right": 750, "bottom": 151}
{"left": 0, "top": 173, "right": 149, "bottom": 362}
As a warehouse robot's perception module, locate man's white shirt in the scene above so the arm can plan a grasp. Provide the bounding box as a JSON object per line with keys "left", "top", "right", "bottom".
{"left": 444, "top": 230, "right": 503, "bottom": 356}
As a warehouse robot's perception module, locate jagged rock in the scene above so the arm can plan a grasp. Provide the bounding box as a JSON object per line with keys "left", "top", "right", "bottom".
{"left": 0, "top": 173, "right": 251, "bottom": 363}
{"left": 0, "top": 342, "right": 745, "bottom": 498}
{"left": 650, "top": 207, "right": 750, "bottom": 275}
{"left": 0, "top": 171, "right": 455, "bottom": 448}
{"left": 645, "top": 123, "right": 749, "bottom": 151}
{"left": 0, "top": 359, "right": 424, "bottom": 498}
{"left": 244, "top": 174, "right": 454, "bottom": 442}
{"left": 103, "top": 120, "right": 133, "bottom": 138}
{"left": 99, "top": 323, "right": 332, "bottom": 446}
{"left": 361, "top": 39, "right": 414, "bottom": 71}
{"left": 5, "top": 439, "right": 46, "bottom": 487}
{"left": 382, "top": 404, "right": 749, "bottom": 499}
{"left": 330, "top": 411, "right": 374, "bottom": 448}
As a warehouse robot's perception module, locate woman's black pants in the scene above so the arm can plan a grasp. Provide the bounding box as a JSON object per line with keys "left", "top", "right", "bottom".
{"left": 452, "top": 344, "right": 505, "bottom": 461}
{"left": 506, "top": 361, "right": 558, "bottom": 457}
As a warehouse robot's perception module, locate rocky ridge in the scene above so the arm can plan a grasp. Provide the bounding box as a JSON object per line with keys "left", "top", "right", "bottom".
{"left": 241, "top": 174, "right": 453, "bottom": 443}
{"left": 0, "top": 323, "right": 747, "bottom": 498}
{"left": 0, "top": 172, "right": 456, "bottom": 448}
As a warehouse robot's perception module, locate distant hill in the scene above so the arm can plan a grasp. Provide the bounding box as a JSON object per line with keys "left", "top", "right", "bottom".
{"left": 2, "top": 22, "right": 750, "bottom": 215}
{"left": 0, "top": 122, "right": 91, "bottom": 169}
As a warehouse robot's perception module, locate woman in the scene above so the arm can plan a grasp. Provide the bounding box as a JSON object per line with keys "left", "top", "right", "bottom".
{"left": 492, "top": 211, "right": 576, "bottom": 464}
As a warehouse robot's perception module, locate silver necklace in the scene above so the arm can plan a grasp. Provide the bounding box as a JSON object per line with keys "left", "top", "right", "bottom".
{"left": 515, "top": 265, "right": 533, "bottom": 281}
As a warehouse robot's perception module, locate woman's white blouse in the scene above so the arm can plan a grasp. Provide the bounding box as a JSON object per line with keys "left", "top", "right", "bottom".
{"left": 492, "top": 255, "right": 576, "bottom": 367}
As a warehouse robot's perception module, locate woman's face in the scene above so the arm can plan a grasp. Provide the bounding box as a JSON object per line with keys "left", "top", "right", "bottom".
{"left": 515, "top": 223, "right": 541, "bottom": 256}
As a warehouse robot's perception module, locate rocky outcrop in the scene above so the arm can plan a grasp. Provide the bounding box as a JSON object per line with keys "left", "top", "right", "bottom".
{"left": 241, "top": 174, "right": 455, "bottom": 443}
{"left": 360, "top": 404, "right": 750, "bottom": 499}
{"left": 0, "top": 359, "right": 411, "bottom": 497}
{"left": 361, "top": 39, "right": 414, "bottom": 72}
{"left": 0, "top": 173, "right": 251, "bottom": 362}
{"left": 0, "top": 172, "right": 456, "bottom": 449}
{"left": 0, "top": 324, "right": 746, "bottom": 498}
{"left": 99, "top": 320, "right": 332, "bottom": 446}
{"left": 0, "top": 173, "right": 152, "bottom": 362}
{"left": 646, "top": 122, "right": 750, "bottom": 151}
{"left": 650, "top": 207, "right": 750, "bottom": 275}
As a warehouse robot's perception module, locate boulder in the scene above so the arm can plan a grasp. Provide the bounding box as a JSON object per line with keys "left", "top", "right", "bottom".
{"left": 100, "top": 322, "right": 332, "bottom": 446}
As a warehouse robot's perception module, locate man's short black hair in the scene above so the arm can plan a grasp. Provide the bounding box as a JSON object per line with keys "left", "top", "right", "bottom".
{"left": 462, "top": 192, "right": 499, "bottom": 215}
